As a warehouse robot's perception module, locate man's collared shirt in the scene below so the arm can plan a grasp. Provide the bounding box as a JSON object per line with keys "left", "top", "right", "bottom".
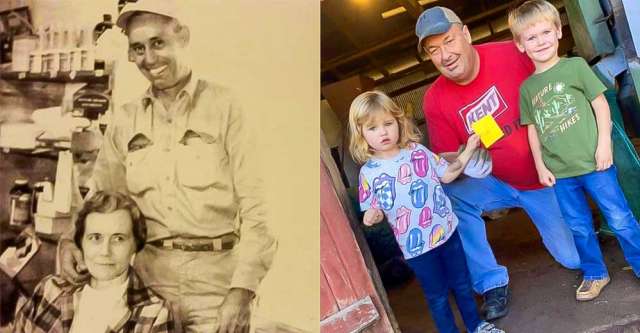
{"left": 91, "top": 76, "right": 276, "bottom": 291}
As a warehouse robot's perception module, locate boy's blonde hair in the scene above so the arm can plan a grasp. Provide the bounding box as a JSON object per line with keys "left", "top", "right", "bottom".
{"left": 508, "top": 0, "right": 561, "bottom": 41}
{"left": 348, "top": 91, "right": 422, "bottom": 164}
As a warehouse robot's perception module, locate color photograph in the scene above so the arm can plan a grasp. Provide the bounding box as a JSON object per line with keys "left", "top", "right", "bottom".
{"left": 1, "top": 1, "right": 318, "bottom": 332}
{"left": 320, "top": 0, "right": 640, "bottom": 332}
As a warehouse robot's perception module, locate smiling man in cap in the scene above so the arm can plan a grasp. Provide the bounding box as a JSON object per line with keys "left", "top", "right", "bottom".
{"left": 58, "top": 0, "right": 277, "bottom": 332}
{"left": 415, "top": 6, "right": 580, "bottom": 320}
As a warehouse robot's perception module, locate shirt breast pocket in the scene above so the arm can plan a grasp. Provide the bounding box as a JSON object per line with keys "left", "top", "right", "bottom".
{"left": 176, "top": 141, "right": 225, "bottom": 189}
{"left": 125, "top": 145, "right": 155, "bottom": 194}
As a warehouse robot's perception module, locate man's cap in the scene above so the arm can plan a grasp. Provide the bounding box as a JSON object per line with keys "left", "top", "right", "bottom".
{"left": 116, "top": 0, "right": 184, "bottom": 30}
{"left": 415, "top": 6, "right": 462, "bottom": 54}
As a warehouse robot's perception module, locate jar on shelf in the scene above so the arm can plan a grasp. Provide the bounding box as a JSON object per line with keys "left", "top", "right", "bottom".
{"left": 9, "top": 178, "right": 32, "bottom": 227}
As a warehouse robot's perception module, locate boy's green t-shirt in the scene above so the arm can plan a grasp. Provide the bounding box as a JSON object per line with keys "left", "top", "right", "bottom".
{"left": 520, "top": 57, "right": 606, "bottom": 179}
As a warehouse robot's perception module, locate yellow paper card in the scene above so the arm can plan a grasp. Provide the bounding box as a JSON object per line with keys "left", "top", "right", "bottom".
{"left": 471, "top": 114, "right": 504, "bottom": 148}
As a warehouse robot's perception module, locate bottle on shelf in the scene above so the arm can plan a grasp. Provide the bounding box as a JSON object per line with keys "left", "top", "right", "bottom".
{"left": 59, "top": 25, "right": 72, "bottom": 72}
{"left": 93, "top": 14, "right": 113, "bottom": 42}
{"left": 79, "top": 24, "right": 95, "bottom": 71}
{"left": 44, "top": 24, "right": 60, "bottom": 73}
{"left": 29, "top": 26, "right": 46, "bottom": 73}
{"left": 32, "top": 177, "right": 53, "bottom": 216}
{"left": 9, "top": 178, "right": 32, "bottom": 228}
{"left": 70, "top": 25, "right": 82, "bottom": 72}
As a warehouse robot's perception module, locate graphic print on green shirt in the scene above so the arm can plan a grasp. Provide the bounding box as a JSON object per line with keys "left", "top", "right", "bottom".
{"left": 520, "top": 57, "right": 606, "bottom": 178}
{"left": 530, "top": 81, "right": 577, "bottom": 138}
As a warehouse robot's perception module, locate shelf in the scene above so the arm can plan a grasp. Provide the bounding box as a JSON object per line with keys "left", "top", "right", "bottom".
{"left": 2, "top": 223, "right": 61, "bottom": 244}
{"left": 0, "top": 70, "right": 109, "bottom": 84}
{"left": 0, "top": 146, "right": 66, "bottom": 159}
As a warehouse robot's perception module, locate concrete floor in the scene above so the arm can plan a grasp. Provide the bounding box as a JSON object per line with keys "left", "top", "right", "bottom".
{"left": 386, "top": 209, "right": 640, "bottom": 333}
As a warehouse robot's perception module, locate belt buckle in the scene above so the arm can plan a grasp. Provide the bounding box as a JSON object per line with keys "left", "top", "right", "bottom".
{"left": 169, "top": 241, "right": 183, "bottom": 251}
{"left": 213, "top": 238, "right": 222, "bottom": 251}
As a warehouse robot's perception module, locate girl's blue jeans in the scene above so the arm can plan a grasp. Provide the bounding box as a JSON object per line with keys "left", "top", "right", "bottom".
{"left": 442, "top": 175, "right": 580, "bottom": 294}
{"left": 406, "top": 230, "right": 482, "bottom": 333}
{"left": 554, "top": 166, "right": 640, "bottom": 279}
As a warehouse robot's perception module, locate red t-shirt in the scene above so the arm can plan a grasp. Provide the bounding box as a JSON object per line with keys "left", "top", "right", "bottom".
{"left": 423, "top": 41, "right": 542, "bottom": 190}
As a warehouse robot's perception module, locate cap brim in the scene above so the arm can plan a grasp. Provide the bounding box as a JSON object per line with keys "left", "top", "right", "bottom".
{"left": 416, "top": 22, "right": 453, "bottom": 54}
{"left": 116, "top": 10, "right": 135, "bottom": 29}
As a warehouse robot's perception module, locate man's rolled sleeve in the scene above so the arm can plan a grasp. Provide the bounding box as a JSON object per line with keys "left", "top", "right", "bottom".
{"left": 224, "top": 98, "right": 277, "bottom": 292}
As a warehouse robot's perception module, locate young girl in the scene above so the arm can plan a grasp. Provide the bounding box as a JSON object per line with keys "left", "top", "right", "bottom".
{"left": 349, "top": 91, "right": 504, "bottom": 333}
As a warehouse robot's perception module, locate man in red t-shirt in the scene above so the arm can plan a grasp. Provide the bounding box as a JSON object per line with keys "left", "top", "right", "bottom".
{"left": 415, "top": 6, "right": 579, "bottom": 320}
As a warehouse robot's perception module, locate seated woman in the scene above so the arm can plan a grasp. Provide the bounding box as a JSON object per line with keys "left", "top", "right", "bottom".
{"left": 13, "top": 191, "right": 174, "bottom": 333}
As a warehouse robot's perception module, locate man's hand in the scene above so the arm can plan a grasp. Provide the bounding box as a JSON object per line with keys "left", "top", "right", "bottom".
{"left": 595, "top": 141, "right": 613, "bottom": 171}
{"left": 363, "top": 209, "right": 384, "bottom": 226}
{"left": 537, "top": 166, "right": 556, "bottom": 187}
{"left": 59, "top": 239, "right": 90, "bottom": 283}
{"left": 216, "top": 288, "right": 254, "bottom": 333}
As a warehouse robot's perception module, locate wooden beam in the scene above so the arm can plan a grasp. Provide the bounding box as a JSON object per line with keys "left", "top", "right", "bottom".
{"left": 320, "top": 296, "right": 379, "bottom": 333}
{"left": 330, "top": 68, "right": 346, "bottom": 81}
{"left": 323, "top": 31, "right": 415, "bottom": 73}
{"left": 394, "top": 0, "right": 423, "bottom": 20}
{"left": 376, "top": 57, "right": 438, "bottom": 86}
{"left": 326, "top": 13, "right": 391, "bottom": 77}
{"left": 320, "top": 132, "right": 401, "bottom": 332}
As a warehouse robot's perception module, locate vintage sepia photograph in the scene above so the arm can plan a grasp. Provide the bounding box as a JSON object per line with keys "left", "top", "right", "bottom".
{"left": 3, "top": 0, "right": 640, "bottom": 332}
{"left": 1, "top": 1, "right": 318, "bottom": 332}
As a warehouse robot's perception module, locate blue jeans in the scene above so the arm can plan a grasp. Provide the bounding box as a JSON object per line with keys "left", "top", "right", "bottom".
{"left": 406, "top": 230, "right": 482, "bottom": 333}
{"left": 443, "top": 176, "right": 580, "bottom": 294}
{"left": 554, "top": 167, "right": 640, "bottom": 279}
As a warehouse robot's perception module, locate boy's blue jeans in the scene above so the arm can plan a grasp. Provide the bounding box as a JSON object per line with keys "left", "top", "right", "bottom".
{"left": 554, "top": 166, "right": 640, "bottom": 279}
{"left": 443, "top": 176, "right": 580, "bottom": 294}
{"left": 406, "top": 230, "right": 482, "bottom": 333}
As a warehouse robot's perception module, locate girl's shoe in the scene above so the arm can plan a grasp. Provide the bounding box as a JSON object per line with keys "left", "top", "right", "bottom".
{"left": 474, "top": 321, "right": 505, "bottom": 333}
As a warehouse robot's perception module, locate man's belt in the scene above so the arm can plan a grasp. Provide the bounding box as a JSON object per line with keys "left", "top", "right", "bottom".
{"left": 148, "top": 233, "right": 238, "bottom": 251}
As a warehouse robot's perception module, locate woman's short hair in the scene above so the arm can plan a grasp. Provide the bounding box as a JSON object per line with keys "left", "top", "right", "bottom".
{"left": 74, "top": 191, "right": 147, "bottom": 252}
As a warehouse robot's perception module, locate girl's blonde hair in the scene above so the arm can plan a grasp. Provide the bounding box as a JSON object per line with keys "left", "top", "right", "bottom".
{"left": 508, "top": 0, "right": 561, "bottom": 41}
{"left": 348, "top": 91, "right": 421, "bottom": 164}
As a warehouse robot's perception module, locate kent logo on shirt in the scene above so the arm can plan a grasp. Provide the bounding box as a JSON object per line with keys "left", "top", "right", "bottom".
{"left": 458, "top": 86, "right": 508, "bottom": 134}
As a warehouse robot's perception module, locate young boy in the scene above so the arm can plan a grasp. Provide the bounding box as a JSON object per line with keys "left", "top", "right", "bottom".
{"left": 509, "top": 0, "right": 640, "bottom": 301}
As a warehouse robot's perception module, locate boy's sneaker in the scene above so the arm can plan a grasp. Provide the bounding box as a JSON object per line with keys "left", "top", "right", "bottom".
{"left": 576, "top": 277, "right": 610, "bottom": 301}
{"left": 474, "top": 321, "right": 505, "bottom": 333}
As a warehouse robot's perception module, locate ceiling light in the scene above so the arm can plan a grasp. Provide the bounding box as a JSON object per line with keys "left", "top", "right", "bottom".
{"left": 382, "top": 7, "right": 406, "bottom": 19}
{"left": 381, "top": 0, "right": 438, "bottom": 19}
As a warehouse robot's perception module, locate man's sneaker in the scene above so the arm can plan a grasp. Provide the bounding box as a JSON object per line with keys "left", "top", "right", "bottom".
{"left": 576, "top": 277, "right": 610, "bottom": 301}
{"left": 474, "top": 321, "right": 506, "bottom": 333}
{"left": 482, "top": 285, "right": 509, "bottom": 321}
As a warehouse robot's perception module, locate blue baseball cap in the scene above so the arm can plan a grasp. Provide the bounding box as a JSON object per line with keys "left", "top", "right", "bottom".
{"left": 415, "top": 6, "right": 463, "bottom": 54}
